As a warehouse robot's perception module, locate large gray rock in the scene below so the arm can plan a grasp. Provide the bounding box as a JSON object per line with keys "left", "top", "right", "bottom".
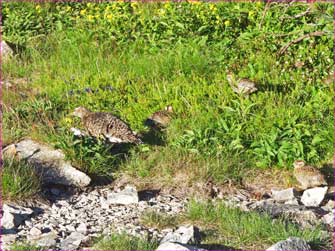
{"left": 107, "top": 185, "right": 139, "bottom": 205}
{"left": 3, "top": 139, "right": 91, "bottom": 187}
{"left": 266, "top": 237, "right": 311, "bottom": 250}
{"left": 2, "top": 204, "right": 34, "bottom": 229}
{"left": 160, "top": 225, "right": 201, "bottom": 245}
{"left": 301, "top": 187, "right": 328, "bottom": 207}
{"left": 1, "top": 41, "right": 13, "bottom": 59}
{"left": 271, "top": 188, "right": 298, "bottom": 202}
{"left": 59, "top": 231, "right": 87, "bottom": 250}
{"left": 156, "top": 242, "right": 206, "bottom": 251}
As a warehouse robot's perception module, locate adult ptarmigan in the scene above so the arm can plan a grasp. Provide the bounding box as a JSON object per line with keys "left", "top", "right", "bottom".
{"left": 227, "top": 73, "right": 258, "bottom": 95}
{"left": 72, "top": 107, "right": 142, "bottom": 144}
{"left": 293, "top": 160, "right": 327, "bottom": 190}
{"left": 145, "top": 105, "right": 173, "bottom": 129}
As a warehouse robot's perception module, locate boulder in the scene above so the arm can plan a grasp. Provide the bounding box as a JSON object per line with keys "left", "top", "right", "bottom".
{"left": 3, "top": 139, "right": 91, "bottom": 187}
{"left": 107, "top": 185, "right": 139, "bottom": 205}
{"left": 301, "top": 187, "right": 328, "bottom": 207}
{"left": 160, "top": 225, "right": 201, "bottom": 245}
{"left": 2, "top": 204, "right": 34, "bottom": 229}
{"left": 156, "top": 242, "right": 206, "bottom": 251}
{"left": 267, "top": 237, "right": 311, "bottom": 250}
{"left": 271, "top": 188, "right": 298, "bottom": 203}
{"left": 1, "top": 41, "right": 13, "bottom": 59}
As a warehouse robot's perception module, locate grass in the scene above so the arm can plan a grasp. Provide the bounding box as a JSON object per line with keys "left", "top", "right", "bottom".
{"left": 1, "top": 0, "right": 333, "bottom": 213}
{"left": 184, "top": 200, "right": 333, "bottom": 250}
{"left": 2, "top": 158, "right": 41, "bottom": 201}
{"left": 140, "top": 210, "right": 179, "bottom": 230}
{"left": 9, "top": 243, "right": 43, "bottom": 251}
{"left": 92, "top": 233, "right": 159, "bottom": 250}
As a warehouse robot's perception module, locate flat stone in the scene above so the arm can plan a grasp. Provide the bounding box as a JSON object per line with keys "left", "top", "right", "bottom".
{"left": 156, "top": 242, "right": 206, "bottom": 251}
{"left": 2, "top": 204, "right": 34, "bottom": 229}
{"left": 301, "top": 187, "right": 328, "bottom": 207}
{"left": 3, "top": 139, "right": 91, "bottom": 187}
{"left": 59, "top": 231, "right": 86, "bottom": 250}
{"left": 29, "top": 227, "right": 42, "bottom": 236}
{"left": 76, "top": 223, "right": 87, "bottom": 234}
{"left": 271, "top": 188, "right": 298, "bottom": 202}
{"left": 284, "top": 199, "right": 299, "bottom": 206}
{"left": 30, "top": 231, "right": 57, "bottom": 247}
{"left": 160, "top": 225, "right": 201, "bottom": 245}
{"left": 266, "top": 237, "right": 311, "bottom": 250}
{"left": 107, "top": 185, "right": 139, "bottom": 205}
{"left": 322, "top": 210, "right": 334, "bottom": 227}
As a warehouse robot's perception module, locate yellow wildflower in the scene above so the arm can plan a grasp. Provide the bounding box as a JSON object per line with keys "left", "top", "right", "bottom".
{"left": 256, "top": 1, "right": 262, "bottom": 6}
{"left": 80, "top": 9, "right": 87, "bottom": 15}
{"left": 106, "top": 14, "right": 113, "bottom": 21}
{"left": 95, "top": 14, "right": 100, "bottom": 19}
{"left": 66, "top": 6, "right": 71, "bottom": 12}
{"left": 248, "top": 10, "right": 255, "bottom": 17}
{"left": 87, "top": 15, "right": 94, "bottom": 21}
{"left": 224, "top": 20, "right": 230, "bottom": 26}
{"left": 87, "top": 3, "right": 92, "bottom": 8}
{"left": 131, "top": 2, "right": 138, "bottom": 8}
{"left": 35, "top": 5, "right": 41, "bottom": 10}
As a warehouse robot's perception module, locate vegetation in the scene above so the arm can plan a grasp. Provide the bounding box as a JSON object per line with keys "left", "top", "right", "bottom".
{"left": 92, "top": 233, "right": 159, "bottom": 250}
{"left": 2, "top": 158, "right": 41, "bottom": 200}
{"left": 184, "top": 200, "right": 332, "bottom": 250}
{"left": 140, "top": 210, "right": 179, "bottom": 230}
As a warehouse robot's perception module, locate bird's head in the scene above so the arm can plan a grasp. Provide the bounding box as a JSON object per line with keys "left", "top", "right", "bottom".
{"left": 165, "top": 105, "right": 173, "bottom": 113}
{"left": 72, "top": 106, "right": 90, "bottom": 118}
{"left": 293, "top": 160, "right": 305, "bottom": 169}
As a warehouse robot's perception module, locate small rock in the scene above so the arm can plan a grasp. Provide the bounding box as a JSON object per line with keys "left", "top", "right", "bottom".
{"left": 156, "top": 242, "right": 206, "bottom": 251}
{"left": 271, "top": 188, "right": 298, "bottom": 202}
{"left": 2, "top": 204, "right": 34, "bottom": 229}
{"left": 76, "top": 223, "right": 87, "bottom": 234}
{"left": 323, "top": 200, "right": 334, "bottom": 211}
{"left": 284, "top": 199, "right": 300, "bottom": 206}
{"left": 322, "top": 210, "right": 334, "bottom": 227}
{"left": 160, "top": 225, "right": 201, "bottom": 245}
{"left": 107, "top": 185, "right": 139, "bottom": 205}
{"left": 267, "top": 237, "right": 311, "bottom": 250}
{"left": 29, "top": 227, "right": 42, "bottom": 236}
{"left": 301, "top": 187, "right": 328, "bottom": 207}
{"left": 31, "top": 231, "right": 58, "bottom": 247}
{"left": 1, "top": 41, "right": 13, "bottom": 59}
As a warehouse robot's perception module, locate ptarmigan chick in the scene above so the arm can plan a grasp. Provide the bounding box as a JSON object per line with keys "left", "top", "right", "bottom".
{"left": 293, "top": 160, "right": 327, "bottom": 190}
{"left": 145, "top": 105, "right": 173, "bottom": 129}
{"left": 72, "top": 107, "right": 142, "bottom": 144}
{"left": 227, "top": 73, "right": 258, "bottom": 95}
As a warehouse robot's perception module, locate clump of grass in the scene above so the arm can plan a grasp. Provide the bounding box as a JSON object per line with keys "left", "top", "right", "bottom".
{"left": 2, "top": 158, "right": 41, "bottom": 200}
{"left": 140, "top": 210, "right": 179, "bottom": 230}
{"left": 9, "top": 243, "right": 43, "bottom": 251}
{"left": 92, "top": 233, "right": 159, "bottom": 250}
{"left": 185, "top": 200, "right": 331, "bottom": 250}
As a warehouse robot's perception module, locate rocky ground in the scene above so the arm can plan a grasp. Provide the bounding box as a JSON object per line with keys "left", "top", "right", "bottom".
{"left": 1, "top": 140, "right": 334, "bottom": 251}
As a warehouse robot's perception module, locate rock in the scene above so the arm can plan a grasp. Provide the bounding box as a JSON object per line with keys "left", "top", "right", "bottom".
{"left": 301, "top": 187, "right": 328, "bottom": 207}
{"left": 30, "top": 231, "right": 57, "bottom": 247}
{"left": 3, "top": 139, "right": 91, "bottom": 187}
{"left": 271, "top": 188, "right": 298, "bottom": 202}
{"left": 160, "top": 225, "right": 201, "bottom": 245}
{"left": 29, "top": 227, "right": 42, "bottom": 236}
{"left": 2, "top": 144, "right": 17, "bottom": 158}
{"left": 323, "top": 200, "right": 334, "bottom": 211}
{"left": 2, "top": 204, "right": 34, "bottom": 229}
{"left": 284, "top": 199, "right": 299, "bottom": 206}
{"left": 107, "top": 185, "right": 139, "bottom": 205}
{"left": 156, "top": 242, "right": 206, "bottom": 251}
{"left": 1, "top": 41, "right": 13, "bottom": 59}
{"left": 266, "top": 237, "right": 311, "bottom": 250}
{"left": 76, "top": 223, "right": 87, "bottom": 234}
{"left": 322, "top": 210, "right": 334, "bottom": 227}
{"left": 50, "top": 188, "right": 61, "bottom": 196}
{"left": 59, "top": 231, "right": 87, "bottom": 250}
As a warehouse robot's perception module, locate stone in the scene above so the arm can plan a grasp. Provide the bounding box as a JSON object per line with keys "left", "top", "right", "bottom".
{"left": 284, "top": 199, "right": 299, "bottom": 206}
{"left": 322, "top": 200, "right": 334, "bottom": 211}
{"left": 29, "top": 227, "right": 42, "bottom": 236}
{"left": 3, "top": 139, "right": 91, "bottom": 187}
{"left": 156, "top": 242, "right": 206, "bottom": 251}
{"left": 301, "top": 187, "right": 328, "bottom": 207}
{"left": 2, "top": 204, "right": 34, "bottom": 229}
{"left": 107, "top": 185, "right": 139, "bottom": 205}
{"left": 30, "top": 231, "right": 58, "bottom": 247}
{"left": 59, "top": 231, "right": 87, "bottom": 250}
{"left": 271, "top": 188, "right": 298, "bottom": 202}
{"left": 1, "top": 41, "right": 13, "bottom": 59}
{"left": 76, "top": 223, "right": 88, "bottom": 234}
{"left": 160, "top": 225, "right": 201, "bottom": 245}
{"left": 50, "top": 188, "right": 61, "bottom": 196}
{"left": 322, "top": 210, "right": 334, "bottom": 227}
{"left": 266, "top": 237, "right": 311, "bottom": 250}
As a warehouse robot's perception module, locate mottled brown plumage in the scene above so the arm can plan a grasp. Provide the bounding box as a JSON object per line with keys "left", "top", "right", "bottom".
{"left": 145, "top": 105, "right": 173, "bottom": 129}
{"left": 293, "top": 160, "right": 327, "bottom": 190}
{"left": 227, "top": 73, "right": 258, "bottom": 95}
{"left": 72, "top": 107, "right": 142, "bottom": 144}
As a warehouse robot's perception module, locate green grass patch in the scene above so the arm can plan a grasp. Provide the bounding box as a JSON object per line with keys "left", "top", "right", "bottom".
{"left": 2, "top": 158, "right": 41, "bottom": 201}
{"left": 92, "top": 233, "right": 159, "bottom": 250}
{"left": 9, "top": 243, "right": 43, "bottom": 251}
{"left": 140, "top": 210, "right": 179, "bottom": 230}
{"left": 185, "top": 200, "right": 332, "bottom": 250}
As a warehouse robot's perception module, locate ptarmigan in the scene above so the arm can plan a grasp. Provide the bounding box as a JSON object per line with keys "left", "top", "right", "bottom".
{"left": 227, "top": 73, "right": 258, "bottom": 95}
{"left": 293, "top": 160, "right": 327, "bottom": 190}
{"left": 145, "top": 105, "right": 173, "bottom": 129}
{"left": 72, "top": 107, "right": 142, "bottom": 144}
